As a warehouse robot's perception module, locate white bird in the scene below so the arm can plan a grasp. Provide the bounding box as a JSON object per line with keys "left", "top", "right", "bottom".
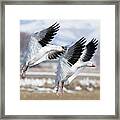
{"left": 55, "top": 38, "right": 98, "bottom": 95}
{"left": 21, "top": 22, "right": 65, "bottom": 78}
{"left": 55, "top": 37, "right": 86, "bottom": 94}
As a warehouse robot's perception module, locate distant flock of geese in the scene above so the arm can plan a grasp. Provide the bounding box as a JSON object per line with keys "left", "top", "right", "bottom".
{"left": 21, "top": 22, "right": 98, "bottom": 95}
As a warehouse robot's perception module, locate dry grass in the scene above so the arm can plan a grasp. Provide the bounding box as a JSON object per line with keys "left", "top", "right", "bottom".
{"left": 20, "top": 89, "right": 100, "bottom": 100}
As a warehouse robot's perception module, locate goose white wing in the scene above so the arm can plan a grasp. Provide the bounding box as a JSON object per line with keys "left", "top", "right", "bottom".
{"left": 67, "top": 39, "right": 98, "bottom": 84}
{"left": 24, "top": 22, "right": 60, "bottom": 63}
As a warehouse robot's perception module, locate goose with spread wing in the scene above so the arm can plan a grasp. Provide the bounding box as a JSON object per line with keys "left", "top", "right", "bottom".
{"left": 21, "top": 22, "right": 65, "bottom": 78}
{"left": 55, "top": 38, "right": 98, "bottom": 95}
{"left": 55, "top": 37, "right": 86, "bottom": 94}
{"left": 67, "top": 38, "right": 98, "bottom": 84}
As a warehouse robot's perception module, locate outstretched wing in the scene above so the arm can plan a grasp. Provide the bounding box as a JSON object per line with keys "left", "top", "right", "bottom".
{"left": 48, "top": 50, "right": 65, "bottom": 60}
{"left": 81, "top": 38, "right": 98, "bottom": 62}
{"left": 65, "top": 37, "right": 86, "bottom": 66}
{"left": 37, "top": 22, "right": 60, "bottom": 47}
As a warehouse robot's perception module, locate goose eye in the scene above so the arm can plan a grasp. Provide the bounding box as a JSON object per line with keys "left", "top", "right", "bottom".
{"left": 35, "top": 32, "right": 38, "bottom": 34}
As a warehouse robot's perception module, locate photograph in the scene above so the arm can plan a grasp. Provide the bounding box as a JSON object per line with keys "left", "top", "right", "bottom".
{"left": 20, "top": 20, "right": 100, "bottom": 100}
{"left": 2, "top": 1, "right": 118, "bottom": 118}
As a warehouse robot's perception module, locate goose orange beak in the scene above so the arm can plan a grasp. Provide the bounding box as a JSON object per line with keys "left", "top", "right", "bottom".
{"left": 92, "top": 64, "right": 96, "bottom": 67}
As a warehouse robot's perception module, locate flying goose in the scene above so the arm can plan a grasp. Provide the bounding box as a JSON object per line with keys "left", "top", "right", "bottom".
{"left": 55, "top": 37, "right": 86, "bottom": 94}
{"left": 21, "top": 22, "right": 65, "bottom": 78}
{"left": 55, "top": 38, "right": 98, "bottom": 95}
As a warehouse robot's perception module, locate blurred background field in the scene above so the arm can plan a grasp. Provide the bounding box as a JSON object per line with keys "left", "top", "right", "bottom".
{"left": 20, "top": 61, "right": 100, "bottom": 100}
{"left": 20, "top": 89, "right": 100, "bottom": 100}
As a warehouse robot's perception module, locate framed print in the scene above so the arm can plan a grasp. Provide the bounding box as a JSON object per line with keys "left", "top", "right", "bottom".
{"left": 0, "top": 0, "right": 119, "bottom": 119}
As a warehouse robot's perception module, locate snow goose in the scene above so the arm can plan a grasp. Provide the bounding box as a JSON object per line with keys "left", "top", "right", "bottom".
{"left": 55, "top": 37, "right": 86, "bottom": 95}
{"left": 55, "top": 38, "right": 98, "bottom": 95}
{"left": 21, "top": 22, "right": 65, "bottom": 78}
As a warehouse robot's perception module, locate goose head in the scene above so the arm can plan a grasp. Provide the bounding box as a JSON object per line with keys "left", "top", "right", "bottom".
{"left": 61, "top": 46, "right": 67, "bottom": 50}
{"left": 32, "top": 31, "right": 39, "bottom": 37}
{"left": 48, "top": 44, "right": 66, "bottom": 52}
{"left": 79, "top": 61, "right": 96, "bottom": 68}
{"left": 31, "top": 31, "right": 42, "bottom": 41}
{"left": 86, "top": 61, "right": 96, "bottom": 67}
{"left": 56, "top": 45, "right": 65, "bottom": 51}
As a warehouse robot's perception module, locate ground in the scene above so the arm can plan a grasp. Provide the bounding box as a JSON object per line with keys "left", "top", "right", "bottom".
{"left": 20, "top": 88, "right": 100, "bottom": 100}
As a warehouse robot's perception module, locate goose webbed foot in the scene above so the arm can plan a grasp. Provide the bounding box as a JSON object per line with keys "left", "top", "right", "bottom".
{"left": 20, "top": 71, "right": 26, "bottom": 79}
{"left": 56, "top": 90, "right": 64, "bottom": 96}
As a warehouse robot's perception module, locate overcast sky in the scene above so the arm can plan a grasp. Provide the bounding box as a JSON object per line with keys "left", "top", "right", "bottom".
{"left": 20, "top": 20, "right": 100, "bottom": 46}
